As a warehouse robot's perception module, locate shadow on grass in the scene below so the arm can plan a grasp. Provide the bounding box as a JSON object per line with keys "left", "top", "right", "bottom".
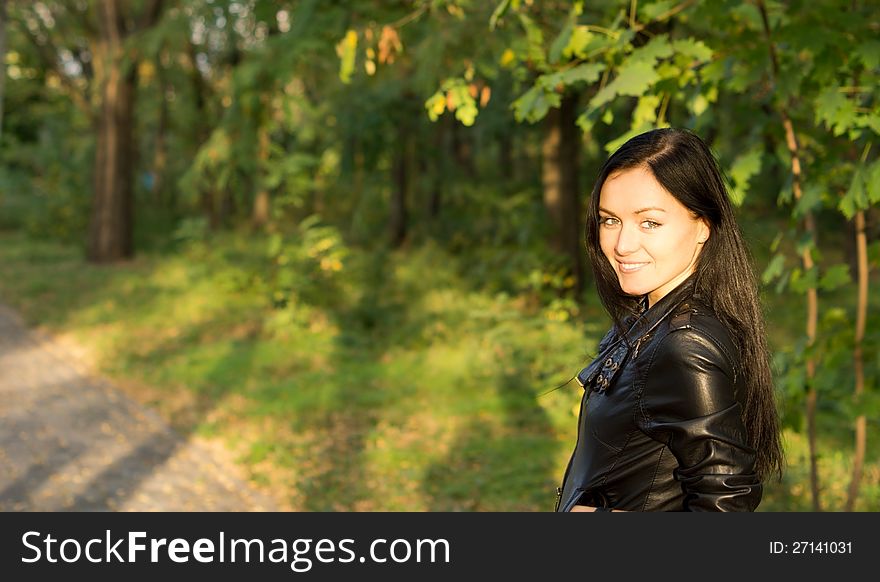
{"left": 421, "top": 349, "right": 559, "bottom": 512}
{"left": 294, "top": 249, "right": 432, "bottom": 510}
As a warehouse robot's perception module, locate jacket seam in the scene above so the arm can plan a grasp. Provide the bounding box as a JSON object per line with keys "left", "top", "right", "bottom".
{"left": 641, "top": 446, "right": 666, "bottom": 512}
{"left": 685, "top": 322, "right": 738, "bottom": 384}
{"left": 599, "top": 428, "right": 636, "bottom": 490}
{"left": 636, "top": 328, "right": 667, "bottom": 440}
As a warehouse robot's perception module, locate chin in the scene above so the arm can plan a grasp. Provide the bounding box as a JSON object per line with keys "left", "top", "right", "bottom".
{"left": 616, "top": 279, "right": 648, "bottom": 297}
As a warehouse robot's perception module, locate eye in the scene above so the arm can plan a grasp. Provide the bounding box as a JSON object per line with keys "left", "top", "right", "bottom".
{"left": 599, "top": 216, "right": 619, "bottom": 227}
{"left": 641, "top": 220, "right": 661, "bottom": 230}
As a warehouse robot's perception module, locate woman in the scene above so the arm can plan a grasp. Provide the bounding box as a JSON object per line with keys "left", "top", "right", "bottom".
{"left": 556, "top": 128, "right": 784, "bottom": 512}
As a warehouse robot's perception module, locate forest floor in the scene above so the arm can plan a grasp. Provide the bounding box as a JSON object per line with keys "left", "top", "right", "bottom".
{"left": 0, "top": 302, "right": 280, "bottom": 511}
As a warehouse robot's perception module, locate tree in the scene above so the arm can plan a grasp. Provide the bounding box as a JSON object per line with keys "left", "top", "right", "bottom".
{"left": 14, "top": 0, "right": 165, "bottom": 262}
{"left": 0, "top": 0, "right": 7, "bottom": 141}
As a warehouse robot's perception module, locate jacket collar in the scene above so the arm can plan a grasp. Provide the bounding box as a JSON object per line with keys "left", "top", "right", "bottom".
{"left": 577, "top": 273, "right": 698, "bottom": 392}
{"left": 621, "top": 272, "right": 698, "bottom": 345}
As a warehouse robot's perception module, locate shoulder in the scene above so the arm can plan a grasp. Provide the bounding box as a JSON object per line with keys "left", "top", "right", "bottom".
{"left": 639, "top": 301, "right": 740, "bottom": 419}
{"left": 657, "top": 298, "right": 738, "bottom": 379}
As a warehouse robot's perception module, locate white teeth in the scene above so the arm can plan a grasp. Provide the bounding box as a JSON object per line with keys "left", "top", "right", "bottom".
{"left": 618, "top": 262, "right": 648, "bottom": 273}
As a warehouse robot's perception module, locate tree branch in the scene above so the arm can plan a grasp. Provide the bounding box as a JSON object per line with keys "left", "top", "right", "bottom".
{"left": 15, "top": 10, "right": 93, "bottom": 117}
{"left": 59, "top": 0, "right": 98, "bottom": 39}
{"left": 137, "top": 0, "right": 165, "bottom": 32}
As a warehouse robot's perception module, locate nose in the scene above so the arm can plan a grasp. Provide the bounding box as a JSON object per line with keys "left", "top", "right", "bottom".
{"left": 614, "top": 223, "right": 640, "bottom": 256}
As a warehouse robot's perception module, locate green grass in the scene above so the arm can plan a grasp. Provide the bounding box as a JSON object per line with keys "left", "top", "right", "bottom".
{"left": 0, "top": 224, "right": 877, "bottom": 511}
{"left": 0, "top": 230, "right": 593, "bottom": 511}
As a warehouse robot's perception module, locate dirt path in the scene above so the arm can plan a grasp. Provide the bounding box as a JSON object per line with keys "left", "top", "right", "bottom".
{"left": 0, "top": 303, "right": 278, "bottom": 511}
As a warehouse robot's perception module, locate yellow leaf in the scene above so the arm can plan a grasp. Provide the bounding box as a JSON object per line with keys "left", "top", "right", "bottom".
{"left": 446, "top": 91, "right": 457, "bottom": 111}
{"left": 500, "top": 49, "right": 516, "bottom": 67}
{"left": 431, "top": 95, "right": 446, "bottom": 116}
{"left": 480, "top": 86, "right": 491, "bottom": 107}
{"left": 336, "top": 30, "right": 358, "bottom": 84}
{"left": 464, "top": 62, "right": 475, "bottom": 82}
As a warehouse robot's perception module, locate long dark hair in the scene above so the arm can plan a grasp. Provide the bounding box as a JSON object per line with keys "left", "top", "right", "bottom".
{"left": 585, "top": 127, "right": 784, "bottom": 482}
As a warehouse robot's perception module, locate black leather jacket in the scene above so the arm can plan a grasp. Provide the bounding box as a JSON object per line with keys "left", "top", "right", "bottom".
{"left": 556, "top": 275, "right": 761, "bottom": 512}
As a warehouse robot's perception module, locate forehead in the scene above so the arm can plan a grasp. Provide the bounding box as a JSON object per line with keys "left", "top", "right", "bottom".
{"left": 599, "top": 167, "right": 684, "bottom": 213}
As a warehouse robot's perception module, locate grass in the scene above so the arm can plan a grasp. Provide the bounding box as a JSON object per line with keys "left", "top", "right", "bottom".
{"left": 0, "top": 217, "right": 877, "bottom": 511}
{"left": 0, "top": 230, "right": 595, "bottom": 511}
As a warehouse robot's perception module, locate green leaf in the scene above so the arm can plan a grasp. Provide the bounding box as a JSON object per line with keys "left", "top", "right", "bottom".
{"left": 861, "top": 114, "right": 880, "bottom": 136}
{"left": 789, "top": 266, "right": 818, "bottom": 294}
{"left": 609, "top": 60, "right": 660, "bottom": 95}
{"left": 604, "top": 122, "right": 661, "bottom": 154}
{"left": 815, "top": 87, "right": 859, "bottom": 136}
{"left": 449, "top": 84, "right": 479, "bottom": 126}
{"left": 640, "top": 0, "right": 675, "bottom": 21}
{"left": 456, "top": 105, "right": 478, "bottom": 127}
{"left": 589, "top": 59, "right": 659, "bottom": 111}
{"left": 490, "top": 0, "right": 512, "bottom": 31}
{"left": 839, "top": 166, "right": 868, "bottom": 219}
{"left": 794, "top": 182, "right": 824, "bottom": 218}
{"left": 549, "top": 22, "right": 573, "bottom": 64}
{"left": 541, "top": 63, "right": 605, "bottom": 89}
{"left": 865, "top": 160, "right": 880, "bottom": 204}
{"left": 631, "top": 35, "right": 673, "bottom": 64}
{"left": 795, "top": 231, "right": 818, "bottom": 257}
{"left": 576, "top": 111, "right": 596, "bottom": 133}
{"left": 729, "top": 147, "right": 763, "bottom": 206}
{"left": 518, "top": 13, "right": 546, "bottom": 68}
{"left": 655, "top": 62, "right": 682, "bottom": 80}
{"left": 512, "top": 86, "right": 560, "bottom": 124}
{"left": 632, "top": 95, "right": 661, "bottom": 127}
{"left": 762, "top": 253, "right": 785, "bottom": 285}
{"left": 856, "top": 40, "right": 880, "bottom": 69}
{"left": 691, "top": 93, "right": 709, "bottom": 117}
{"left": 819, "top": 264, "right": 851, "bottom": 291}
{"left": 769, "top": 231, "right": 784, "bottom": 253}
{"left": 564, "top": 26, "right": 595, "bottom": 59}
{"left": 671, "top": 38, "right": 713, "bottom": 62}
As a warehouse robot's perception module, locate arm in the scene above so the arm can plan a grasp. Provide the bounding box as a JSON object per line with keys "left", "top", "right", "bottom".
{"left": 638, "top": 327, "right": 762, "bottom": 512}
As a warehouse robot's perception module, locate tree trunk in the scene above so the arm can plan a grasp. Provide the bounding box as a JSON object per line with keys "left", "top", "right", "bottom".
{"left": 758, "top": 0, "right": 822, "bottom": 510}
{"left": 252, "top": 124, "right": 271, "bottom": 228}
{"left": 88, "top": 1, "right": 137, "bottom": 262}
{"left": 541, "top": 92, "right": 585, "bottom": 294}
{"left": 844, "top": 210, "right": 869, "bottom": 512}
{"left": 390, "top": 121, "right": 409, "bottom": 247}
{"left": 89, "top": 67, "right": 136, "bottom": 261}
{"left": 151, "top": 62, "right": 169, "bottom": 206}
{"left": 219, "top": 173, "right": 236, "bottom": 227}
{"left": 87, "top": 0, "right": 164, "bottom": 262}
{"left": 0, "top": 0, "right": 7, "bottom": 142}
{"left": 450, "top": 116, "right": 475, "bottom": 178}
{"left": 499, "top": 130, "right": 513, "bottom": 184}
{"left": 427, "top": 118, "right": 447, "bottom": 219}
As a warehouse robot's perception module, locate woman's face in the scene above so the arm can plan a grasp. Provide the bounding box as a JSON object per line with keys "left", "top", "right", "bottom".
{"left": 598, "top": 166, "right": 709, "bottom": 308}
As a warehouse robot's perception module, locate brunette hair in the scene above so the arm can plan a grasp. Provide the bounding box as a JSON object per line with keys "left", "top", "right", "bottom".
{"left": 585, "top": 127, "right": 784, "bottom": 481}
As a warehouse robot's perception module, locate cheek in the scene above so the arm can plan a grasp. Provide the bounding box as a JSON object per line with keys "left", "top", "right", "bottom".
{"left": 598, "top": 232, "right": 615, "bottom": 260}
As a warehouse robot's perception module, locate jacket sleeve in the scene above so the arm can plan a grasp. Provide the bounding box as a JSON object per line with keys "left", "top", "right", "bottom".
{"left": 638, "top": 327, "right": 762, "bottom": 511}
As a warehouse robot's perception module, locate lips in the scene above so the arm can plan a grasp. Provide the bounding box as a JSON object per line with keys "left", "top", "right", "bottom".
{"left": 617, "top": 261, "right": 649, "bottom": 273}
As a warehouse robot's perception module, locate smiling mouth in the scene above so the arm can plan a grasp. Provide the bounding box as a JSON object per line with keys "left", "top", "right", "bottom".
{"left": 617, "top": 261, "right": 649, "bottom": 273}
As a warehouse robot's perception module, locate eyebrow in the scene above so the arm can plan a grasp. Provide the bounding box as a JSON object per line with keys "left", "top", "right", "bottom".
{"left": 598, "top": 206, "right": 667, "bottom": 215}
